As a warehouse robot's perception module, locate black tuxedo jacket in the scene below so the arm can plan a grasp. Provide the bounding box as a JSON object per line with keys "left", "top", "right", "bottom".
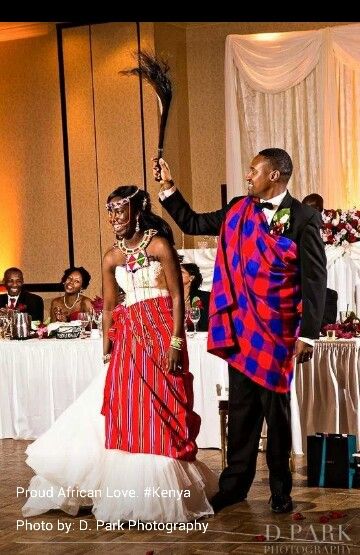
{"left": 161, "top": 190, "right": 327, "bottom": 339}
{"left": 0, "top": 290, "right": 44, "bottom": 321}
{"left": 322, "top": 288, "right": 338, "bottom": 327}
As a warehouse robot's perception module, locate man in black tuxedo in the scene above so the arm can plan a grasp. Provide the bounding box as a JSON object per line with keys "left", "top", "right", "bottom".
{"left": 0, "top": 267, "right": 44, "bottom": 321}
{"left": 153, "top": 148, "right": 327, "bottom": 513}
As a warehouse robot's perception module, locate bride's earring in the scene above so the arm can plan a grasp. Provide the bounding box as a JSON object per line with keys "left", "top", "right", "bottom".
{"left": 135, "top": 214, "right": 140, "bottom": 232}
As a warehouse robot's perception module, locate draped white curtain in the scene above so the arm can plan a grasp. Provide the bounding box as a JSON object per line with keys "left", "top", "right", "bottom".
{"left": 225, "top": 24, "right": 360, "bottom": 208}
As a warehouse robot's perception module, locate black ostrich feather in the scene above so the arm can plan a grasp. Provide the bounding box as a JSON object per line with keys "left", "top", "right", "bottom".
{"left": 121, "top": 51, "right": 172, "bottom": 156}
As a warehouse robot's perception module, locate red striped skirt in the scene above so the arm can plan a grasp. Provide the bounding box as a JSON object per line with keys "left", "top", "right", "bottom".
{"left": 101, "top": 296, "right": 200, "bottom": 461}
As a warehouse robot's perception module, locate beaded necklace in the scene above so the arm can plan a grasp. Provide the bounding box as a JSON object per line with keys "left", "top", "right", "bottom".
{"left": 63, "top": 292, "right": 81, "bottom": 310}
{"left": 117, "top": 229, "right": 158, "bottom": 272}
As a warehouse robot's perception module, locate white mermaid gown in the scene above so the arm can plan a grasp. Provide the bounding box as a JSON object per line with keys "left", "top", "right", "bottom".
{"left": 22, "top": 263, "right": 218, "bottom": 522}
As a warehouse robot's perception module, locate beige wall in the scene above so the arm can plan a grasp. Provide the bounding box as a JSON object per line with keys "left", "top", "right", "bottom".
{"left": 0, "top": 26, "right": 67, "bottom": 282}
{"left": 0, "top": 22, "right": 158, "bottom": 317}
{"left": 0, "top": 21, "right": 351, "bottom": 316}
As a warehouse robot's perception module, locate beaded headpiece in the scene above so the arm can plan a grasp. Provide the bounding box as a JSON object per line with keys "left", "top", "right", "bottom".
{"left": 106, "top": 188, "right": 140, "bottom": 212}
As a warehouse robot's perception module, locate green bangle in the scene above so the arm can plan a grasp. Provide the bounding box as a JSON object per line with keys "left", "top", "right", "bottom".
{"left": 170, "top": 336, "right": 184, "bottom": 350}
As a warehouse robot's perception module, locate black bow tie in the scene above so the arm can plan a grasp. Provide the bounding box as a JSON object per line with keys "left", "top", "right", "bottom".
{"left": 255, "top": 201, "right": 274, "bottom": 210}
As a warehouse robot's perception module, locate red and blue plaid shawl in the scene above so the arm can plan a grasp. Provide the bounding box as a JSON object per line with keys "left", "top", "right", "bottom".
{"left": 207, "top": 196, "right": 301, "bottom": 393}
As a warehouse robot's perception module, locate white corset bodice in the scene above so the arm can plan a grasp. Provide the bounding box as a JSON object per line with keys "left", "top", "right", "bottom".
{"left": 115, "top": 261, "right": 170, "bottom": 307}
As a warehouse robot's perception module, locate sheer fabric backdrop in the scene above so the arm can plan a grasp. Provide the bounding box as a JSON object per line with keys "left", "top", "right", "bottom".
{"left": 225, "top": 23, "right": 360, "bottom": 208}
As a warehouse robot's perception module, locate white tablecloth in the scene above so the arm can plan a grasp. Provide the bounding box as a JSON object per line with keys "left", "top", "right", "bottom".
{"left": 187, "top": 332, "right": 228, "bottom": 448}
{"left": 292, "top": 339, "right": 360, "bottom": 454}
{"left": 0, "top": 338, "right": 103, "bottom": 439}
{"left": 178, "top": 245, "right": 360, "bottom": 316}
{"left": 2, "top": 335, "right": 357, "bottom": 455}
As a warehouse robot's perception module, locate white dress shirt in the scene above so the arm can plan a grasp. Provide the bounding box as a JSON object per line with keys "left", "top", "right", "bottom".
{"left": 258, "top": 190, "right": 287, "bottom": 224}
{"left": 159, "top": 186, "right": 314, "bottom": 347}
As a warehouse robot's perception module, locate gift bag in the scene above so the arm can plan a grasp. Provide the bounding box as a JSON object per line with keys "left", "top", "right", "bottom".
{"left": 307, "top": 433, "right": 357, "bottom": 488}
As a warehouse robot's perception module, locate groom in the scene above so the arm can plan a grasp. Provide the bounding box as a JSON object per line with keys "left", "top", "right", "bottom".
{"left": 153, "top": 148, "right": 327, "bottom": 513}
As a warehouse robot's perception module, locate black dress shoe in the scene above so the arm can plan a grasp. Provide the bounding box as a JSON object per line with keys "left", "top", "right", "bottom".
{"left": 211, "top": 491, "right": 247, "bottom": 512}
{"left": 270, "top": 494, "right": 293, "bottom": 514}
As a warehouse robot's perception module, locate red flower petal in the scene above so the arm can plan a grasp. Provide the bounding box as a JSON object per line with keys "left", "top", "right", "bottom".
{"left": 292, "top": 512, "right": 306, "bottom": 521}
{"left": 329, "top": 511, "right": 346, "bottom": 519}
{"left": 254, "top": 535, "right": 266, "bottom": 542}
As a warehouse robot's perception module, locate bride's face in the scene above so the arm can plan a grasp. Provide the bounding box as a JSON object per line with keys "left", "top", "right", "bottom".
{"left": 108, "top": 197, "right": 134, "bottom": 238}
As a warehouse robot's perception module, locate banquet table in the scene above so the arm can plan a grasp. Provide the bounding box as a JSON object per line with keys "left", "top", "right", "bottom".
{"left": 191, "top": 336, "right": 360, "bottom": 454}
{"left": 0, "top": 337, "right": 103, "bottom": 440}
{"left": 292, "top": 338, "right": 360, "bottom": 454}
{"left": 0, "top": 334, "right": 228, "bottom": 447}
{"left": 1, "top": 335, "right": 358, "bottom": 454}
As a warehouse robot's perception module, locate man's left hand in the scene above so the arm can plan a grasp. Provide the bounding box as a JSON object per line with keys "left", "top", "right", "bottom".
{"left": 293, "top": 339, "right": 313, "bottom": 363}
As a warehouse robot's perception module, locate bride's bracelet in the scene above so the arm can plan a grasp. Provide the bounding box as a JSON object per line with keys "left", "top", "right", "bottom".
{"left": 170, "top": 336, "right": 184, "bottom": 351}
{"left": 102, "top": 353, "right": 111, "bottom": 364}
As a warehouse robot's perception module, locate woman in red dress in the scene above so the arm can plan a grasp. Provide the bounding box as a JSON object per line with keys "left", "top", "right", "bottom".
{"left": 102, "top": 186, "right": 201, "bottom": 459}
{"left": 98, "top": 186, "right": 217, "bottom": 521}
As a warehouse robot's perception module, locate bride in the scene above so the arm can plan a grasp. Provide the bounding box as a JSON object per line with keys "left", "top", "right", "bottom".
{"left": 22, "top": 185, "right": 217, "bottom": 523}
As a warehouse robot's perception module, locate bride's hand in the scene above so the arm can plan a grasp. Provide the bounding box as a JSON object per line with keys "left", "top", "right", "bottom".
{"left": 167, "top": 347, "right": 183, "bottom": 375}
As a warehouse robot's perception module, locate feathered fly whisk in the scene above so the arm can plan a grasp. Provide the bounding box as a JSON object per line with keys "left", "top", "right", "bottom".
{"left": 121, "top": 51, "right": 172, "bottom": 162}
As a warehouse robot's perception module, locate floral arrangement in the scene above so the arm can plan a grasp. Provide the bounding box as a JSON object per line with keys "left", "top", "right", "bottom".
{"left": 321, "top": 208, "right": 360, "bottom": 246}
{"left": 16, "top": 303, "right": 27, "bottom": 312}
{"left": 31, "top": 317, "right": 51, "bottom": 338}
{"left": 270, "top": 208, "right": 290, "bottom": 236}
{"left": 91, "top": 296, "right": 104, "bottom": 312}
{"left": 191, "top": 296, "right": 203, "bottom": 309}
{"left": 323, "top": 311, "right": 360, "bottom": 339}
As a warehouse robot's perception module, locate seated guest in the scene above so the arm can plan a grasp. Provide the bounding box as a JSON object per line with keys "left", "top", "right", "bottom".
{"left": 0, "top": 267, "right": 44, "bottom": 321}
{"left": 302, "top": 194, "right": 337, "bottom": 326}
{"left": 302, "top": 193, "right": 324, "bottom": 212}
{"left": 50, "top": 266, "right": 93, "bottom": 322}
{"left": 181, "top": 262, "right": 210, "bottom": 332}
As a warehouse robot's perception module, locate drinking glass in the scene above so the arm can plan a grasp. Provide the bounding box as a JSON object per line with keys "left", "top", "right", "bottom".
{"left": 78, "top": 312, "right": 91, "bottom": 339}
{"left": 326, "top": 329, "right": 336, "bottom": 340}
{"left": 92, "top": 310, "right": 103, "bottom": 337}
{"left": 189, "top": 307, "right": 201, "bottom": 336}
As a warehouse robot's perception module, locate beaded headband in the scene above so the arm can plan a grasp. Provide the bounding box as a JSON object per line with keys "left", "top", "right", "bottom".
{"left": 106, "top": 188, "right": 140, "bottom": 212}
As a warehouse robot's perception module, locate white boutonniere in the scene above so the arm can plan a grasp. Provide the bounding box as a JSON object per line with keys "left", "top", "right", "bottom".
{"left": 270, "top": 208, "right": 291, "bottom": 236}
